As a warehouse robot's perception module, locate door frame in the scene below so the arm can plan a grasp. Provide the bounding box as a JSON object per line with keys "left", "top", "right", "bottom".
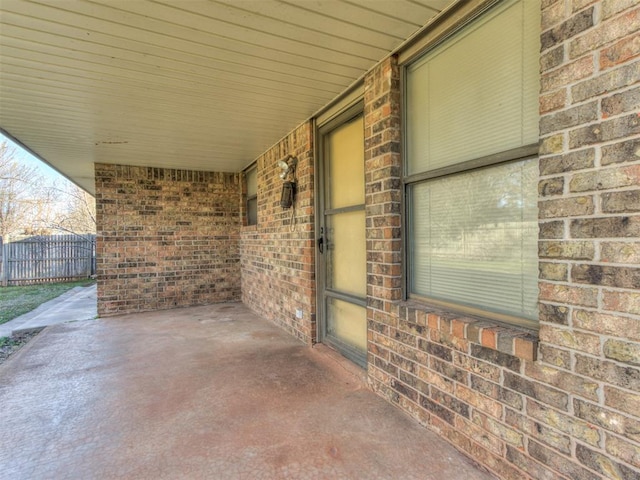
{"left": 315, "top": 100, "right": 367, "bottom": 367}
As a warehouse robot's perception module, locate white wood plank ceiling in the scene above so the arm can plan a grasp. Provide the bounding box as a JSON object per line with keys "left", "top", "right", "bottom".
{"left": 0, "top": 0, "right": 453, "bottom": 193}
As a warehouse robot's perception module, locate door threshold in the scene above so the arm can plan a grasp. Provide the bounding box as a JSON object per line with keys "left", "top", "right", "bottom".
{"left": 311, "top": 343, "right": 368, "bottom": 388}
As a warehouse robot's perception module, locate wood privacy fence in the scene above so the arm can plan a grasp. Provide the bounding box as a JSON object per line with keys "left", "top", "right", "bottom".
{"left": 0, "top": 235, "right": 96, "bottom": 286}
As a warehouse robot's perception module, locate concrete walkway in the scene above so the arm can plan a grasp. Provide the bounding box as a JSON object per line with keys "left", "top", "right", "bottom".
{"left": 0, "top": 303, "right": 496, "bottom": 480}
{"left": 0, "top": 283, "right": 97, "bottom": 337}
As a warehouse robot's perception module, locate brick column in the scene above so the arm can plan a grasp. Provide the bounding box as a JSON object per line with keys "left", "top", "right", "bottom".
{"left": 363, "top": 56, "right": 405, "bottom": 394}
{"left": 364, "top": 57, "right": 403, "bottom": 313}
{"left": 537, "top": 1, "right": 640, "bottom": 478}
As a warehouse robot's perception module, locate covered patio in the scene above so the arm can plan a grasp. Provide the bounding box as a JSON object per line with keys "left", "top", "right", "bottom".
{"left": 2, "top": 0, "right": 639, "bottom": 478}
{"left": 0, "top": 304, "right": 494, "bottom": 479}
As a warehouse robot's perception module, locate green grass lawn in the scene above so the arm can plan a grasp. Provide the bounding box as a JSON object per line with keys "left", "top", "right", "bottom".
{"left": 0, "top": 279, "right": 96, "bottom": 325}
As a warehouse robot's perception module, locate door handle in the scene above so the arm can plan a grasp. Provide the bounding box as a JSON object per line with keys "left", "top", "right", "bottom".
{"left": 318, "top": 236, "right": 324, "bottom": 254}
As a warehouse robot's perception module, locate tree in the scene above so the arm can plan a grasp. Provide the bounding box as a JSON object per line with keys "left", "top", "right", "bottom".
{"left": 0, "top": 141, "right": 53, "bottom": 242}
{"left": 0, "top": 140, "right": 96, "bottom": 242}
{"left": 50, "top": 183, "right": 96, "bottom": 236}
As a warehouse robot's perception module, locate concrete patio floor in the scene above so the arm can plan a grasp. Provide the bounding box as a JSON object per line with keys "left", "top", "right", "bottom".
{"left": 0, "top": 303, "right": 496, "bottom": 479}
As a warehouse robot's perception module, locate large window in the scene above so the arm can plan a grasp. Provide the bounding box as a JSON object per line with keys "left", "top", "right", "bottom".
{"left": 405, "top": 0, "right": 540, "bottom": 327}
{"left": 245, "top": 165, "right": 257, "bottom": 226}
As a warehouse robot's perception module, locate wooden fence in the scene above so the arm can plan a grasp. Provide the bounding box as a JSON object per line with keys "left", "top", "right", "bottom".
{"left": 0, "top": 235, "right": 96, "bottom": 286}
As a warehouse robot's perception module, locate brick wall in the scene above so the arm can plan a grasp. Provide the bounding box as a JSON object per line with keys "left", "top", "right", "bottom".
{"left": 364, "top": 2, "right": 640, "bottom": 479}
{"left": 95, "top": 164, "right": 241, "bottom": 316}
{"left": 240, "top": 122, "right": 316, "bottom": 344}
{"left": 92, "top": 1, "right": 639, "bottom": 477}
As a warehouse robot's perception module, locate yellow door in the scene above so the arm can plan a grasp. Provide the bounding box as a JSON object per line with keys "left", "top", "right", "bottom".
{"left": 318, "top": 110, "right": 367, "bottom": 367}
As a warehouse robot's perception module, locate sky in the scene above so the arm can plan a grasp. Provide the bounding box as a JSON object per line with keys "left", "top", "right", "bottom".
{"left": 1, "top": 132, "right": 82, "bottom": 237}
{"left": 1, "top": 132, "right": 69, "bottom": 185}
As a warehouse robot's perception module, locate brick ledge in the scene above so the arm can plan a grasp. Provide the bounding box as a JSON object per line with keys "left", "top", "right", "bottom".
{"left": 399, "top": 300, "right": 539, "bottom": 362}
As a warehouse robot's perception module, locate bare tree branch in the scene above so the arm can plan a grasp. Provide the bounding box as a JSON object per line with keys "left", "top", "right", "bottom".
{"left": 0, "top": 141, "right": 53, "bottom": 241}
{"left": 50, "top": 183, "right": 96, "bottom": 235}
{"left": 0, "top": 140, "right": 96, "bottom": 242}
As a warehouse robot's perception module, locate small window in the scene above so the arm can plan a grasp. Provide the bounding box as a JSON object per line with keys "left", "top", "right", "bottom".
{"left": 404, "top": 0, "right": 540, "bottom": 328}
{"left": 245, "top": 165, "right": 257, "bottom": 226}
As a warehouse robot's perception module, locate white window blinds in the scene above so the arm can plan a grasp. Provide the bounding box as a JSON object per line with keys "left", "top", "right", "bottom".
{"left": 405, "top": 0, "right": 540, "bottom": 325}
{"left": 405, "top": 0, "right": 540, "bottom": 175}
{"left": 246, "top": 166, "right": 257, "bottom": 226}
{"left": 409, "top": 159, "right": 539, "bottom": 321}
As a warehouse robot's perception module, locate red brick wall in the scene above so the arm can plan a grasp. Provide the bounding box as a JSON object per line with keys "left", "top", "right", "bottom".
{"left": 95, "top": 164, "right": 241, "bottom": 316}
{"left": 240, "top": 122, "right": 316, "bottom": 344}
{"left": 364, "top": 2, "right": 640, "bottom": 479}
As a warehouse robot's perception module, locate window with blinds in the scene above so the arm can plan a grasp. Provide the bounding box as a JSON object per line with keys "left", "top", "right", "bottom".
{"left": 404, "top": 0, "right": 540, "bottom": 327}
{"left": 245, "top": 165, "right": 257, "bottom": 226}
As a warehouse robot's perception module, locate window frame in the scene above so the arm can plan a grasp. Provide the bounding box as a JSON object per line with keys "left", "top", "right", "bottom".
{"left": 244, "top": 163, "right": 258, "bottom": 227}
{"left": 402, "top": 147, "right": 539, "bottom": 329}
{"left": 400, "top": 0, "right": 540, "bottom": 330}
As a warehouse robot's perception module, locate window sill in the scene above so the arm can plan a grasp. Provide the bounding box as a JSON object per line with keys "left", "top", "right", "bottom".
{"left": 399, "top": 299, "right": 539, "bottom": 362}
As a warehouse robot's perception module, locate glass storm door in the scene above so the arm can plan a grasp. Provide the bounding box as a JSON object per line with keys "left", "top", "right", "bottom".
{"left": 318, "top": 109, "right": 367, "bottom": 367}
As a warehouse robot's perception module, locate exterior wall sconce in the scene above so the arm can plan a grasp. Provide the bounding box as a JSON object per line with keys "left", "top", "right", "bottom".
{"left": 278, "top": 155, "right": 297, "bottom": 209}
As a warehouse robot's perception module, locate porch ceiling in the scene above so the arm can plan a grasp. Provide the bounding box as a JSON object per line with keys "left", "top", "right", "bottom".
{"left": 0, "top": 0, "right": 452, "bottom": 194}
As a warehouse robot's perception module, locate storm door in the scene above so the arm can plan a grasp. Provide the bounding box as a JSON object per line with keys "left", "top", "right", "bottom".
{"left": 317, "top": 106, "right": 367, "bottom": 367}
